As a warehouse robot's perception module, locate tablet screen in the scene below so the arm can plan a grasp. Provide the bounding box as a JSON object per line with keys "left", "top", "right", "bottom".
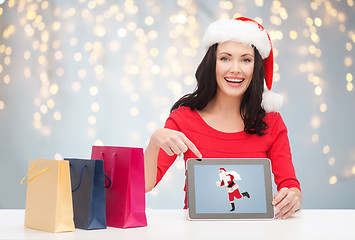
{"left": 195, "top": 164, "right": 267, "bottom": 214}
{"left": 187, "top": 158, "right": 274, "bottom": 219}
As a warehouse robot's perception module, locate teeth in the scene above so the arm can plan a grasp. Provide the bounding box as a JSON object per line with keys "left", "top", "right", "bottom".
{"left": 225, "top": 78, "right": 243, "bottom": 83}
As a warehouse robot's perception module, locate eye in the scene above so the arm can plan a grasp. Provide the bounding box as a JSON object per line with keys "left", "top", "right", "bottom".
{"left": 242, "top": 58, "right": 252, "bottom": 63}
{"left": 220, "top": 57, "right": 229, "bottom": 62}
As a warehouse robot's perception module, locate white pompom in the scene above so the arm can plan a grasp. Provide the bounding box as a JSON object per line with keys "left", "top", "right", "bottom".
{"left": 261, "top": 91, "right": 283, "bottom": 113}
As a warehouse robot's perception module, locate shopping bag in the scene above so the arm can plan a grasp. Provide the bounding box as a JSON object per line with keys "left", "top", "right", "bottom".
{"left": 21, "top": 159, "right": 74, "bottom": 233}
{"left": 65, "top": 158, "right": 107, "bottom": 230}
{"left": 91, "top": 146, "right": 147, "bottom": 228}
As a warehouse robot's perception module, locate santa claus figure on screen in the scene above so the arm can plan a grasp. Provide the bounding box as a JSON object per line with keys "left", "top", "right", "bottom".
{"left": 216, "top": 168, "right": 250, "bottom": 211}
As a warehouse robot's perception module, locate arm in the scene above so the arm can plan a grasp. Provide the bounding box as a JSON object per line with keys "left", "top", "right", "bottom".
{"left": 144, "top": 126, "right": 202, "bottom": 192}
{"left": 216, "top": 180, "right": 224, "bottom": 187}
{"left": 267, "top": 113, "right": 302, "bottom": 219}
{"left": 144, "top": 136, "right": 160, "bottom": 192}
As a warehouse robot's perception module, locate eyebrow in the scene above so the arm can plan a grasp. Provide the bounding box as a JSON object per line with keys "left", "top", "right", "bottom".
{"left": 217, "top": 52, "right": 254, "bottom": 58}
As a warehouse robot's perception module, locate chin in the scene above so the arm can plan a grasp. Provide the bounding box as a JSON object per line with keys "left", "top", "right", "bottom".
{"left": 223, "top": 89, "right": 247, "bottom": 98}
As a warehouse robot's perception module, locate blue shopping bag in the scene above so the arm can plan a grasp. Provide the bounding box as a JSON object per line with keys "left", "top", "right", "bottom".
{"left": 65, "top": 158, "right": 108, "bottom": 230}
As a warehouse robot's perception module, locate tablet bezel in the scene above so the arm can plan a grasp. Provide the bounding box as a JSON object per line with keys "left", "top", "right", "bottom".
{"left": 186, "top": 158, "right": 274, "bottom": 220}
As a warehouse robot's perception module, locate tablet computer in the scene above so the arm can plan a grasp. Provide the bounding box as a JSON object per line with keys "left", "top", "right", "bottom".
{"left": 186, "top": 158, "right": 274, "bottom": 220}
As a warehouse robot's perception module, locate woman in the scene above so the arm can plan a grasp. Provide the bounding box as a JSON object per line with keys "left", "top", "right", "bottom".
{"left": 144, "top": 17, "right": 301, "bottom": 219}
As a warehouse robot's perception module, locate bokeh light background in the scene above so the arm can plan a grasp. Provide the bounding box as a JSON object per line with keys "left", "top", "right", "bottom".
{"left": 0, "top": 0, "right": 354, "bottom": 209}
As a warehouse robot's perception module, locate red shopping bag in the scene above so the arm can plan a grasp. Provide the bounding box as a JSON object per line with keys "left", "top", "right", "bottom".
{"left": 91, "top": 146, "right": 147, "bottom": 228}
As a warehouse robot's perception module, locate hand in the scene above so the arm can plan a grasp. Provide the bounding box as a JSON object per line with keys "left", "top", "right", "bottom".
{"left": 151, "top": 128, "right": 202, "bottom": 158}
{"left": 272, "top": 188, "right": 302, "bottom": 219}
{"left": 216, "top": 181, "right": 221, "bottom": 187}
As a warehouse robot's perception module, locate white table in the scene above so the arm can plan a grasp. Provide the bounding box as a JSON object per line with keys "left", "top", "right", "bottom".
{"left": 0, "top": 209, "right": 354, "bottom": 240}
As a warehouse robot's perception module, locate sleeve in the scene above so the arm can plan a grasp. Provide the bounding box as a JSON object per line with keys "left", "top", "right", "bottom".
{"left": 229, "top": 174, "right": 235, "bottom": 182}
{"left": 267, "top": 113, "right": 301, "bottom": 192}
{"left": 155, "top": 116, "right": 180, "bottom": 186}
{"left": 229, "top": 171, "right": 241, "bottom": 181}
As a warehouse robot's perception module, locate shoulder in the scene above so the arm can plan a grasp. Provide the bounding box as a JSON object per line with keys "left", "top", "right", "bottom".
{"left": 264, "top": 112, "right": 288, "bottom": 133}
{"left": 264, "top": 112, "right": 282, "bottom": 122}
{"left": 164, "top": 106, "right": 198, "bottom": 130}
{"left": 169, "top": 106, "right": 196, "bottom": 120}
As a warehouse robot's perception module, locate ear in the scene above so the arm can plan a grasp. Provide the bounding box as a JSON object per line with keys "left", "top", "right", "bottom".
{"left": 261, "top": 91, "right": 283, "bottom": 113}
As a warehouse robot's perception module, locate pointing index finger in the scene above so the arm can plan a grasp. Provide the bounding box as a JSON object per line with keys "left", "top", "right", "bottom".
{"left": 181, "top": 135, "right": 202, "bottom": 158}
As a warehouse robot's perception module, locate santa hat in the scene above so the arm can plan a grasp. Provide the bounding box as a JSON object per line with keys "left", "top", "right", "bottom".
{"left": 202, "top": 17, "right": 282, "bottom": 112}
{"left": 219, "top": 168, "right": 226, "bottom": 172}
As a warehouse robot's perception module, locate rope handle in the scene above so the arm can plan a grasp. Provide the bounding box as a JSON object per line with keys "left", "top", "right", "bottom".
{"left": 104, "top": 174, "right": 111, "bottom": 188}
{"left": 20, "top": 166, "right": 51, "bottom": 184}
{"left": 71, "top": 164, "right": 87, "bottom": 192}
{"left": 109, "top": 153, "right": 117, "bottom": 189}
{"left": 70, "top": 163, "right": 112, "bottom": 190}
{"left": 100, "top": 151, "right": 116, "bottom": 189}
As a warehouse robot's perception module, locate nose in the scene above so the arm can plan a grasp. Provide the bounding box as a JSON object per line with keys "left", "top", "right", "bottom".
{"left": 229, "top": 60, "right": 241, "bottom": 73}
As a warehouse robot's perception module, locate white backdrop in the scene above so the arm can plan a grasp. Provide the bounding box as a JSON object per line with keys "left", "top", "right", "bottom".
{"left": 0, "top": 0, "right": 355, "bottom": 209}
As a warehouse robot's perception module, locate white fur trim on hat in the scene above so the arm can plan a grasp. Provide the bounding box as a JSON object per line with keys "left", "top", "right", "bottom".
{"left": 202, "top": 19, "right": 271, "bottom": 59}
{"left": 261, "top": 91, "right": 283, "bottom": 113}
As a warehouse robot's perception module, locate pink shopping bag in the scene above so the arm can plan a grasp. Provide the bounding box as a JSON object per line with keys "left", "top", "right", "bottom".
{"left": 91, "top": 146, "right": 147, "bottom": 228}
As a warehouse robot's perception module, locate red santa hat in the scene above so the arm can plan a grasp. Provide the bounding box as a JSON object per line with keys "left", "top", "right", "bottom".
{"left": 219, "top": 168, "right": 226, "bottom": 172}
{"left": 202, "top": 17, "right": 282, "bottom": 112}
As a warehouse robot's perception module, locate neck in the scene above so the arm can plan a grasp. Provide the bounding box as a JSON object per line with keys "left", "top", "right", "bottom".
{"left": 204, "top": 92, "right": 242, "bottom": 118}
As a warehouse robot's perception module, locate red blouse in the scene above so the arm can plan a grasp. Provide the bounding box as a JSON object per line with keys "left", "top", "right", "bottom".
{"left": 156, "top": 106, "right": 301, "bottom": 209}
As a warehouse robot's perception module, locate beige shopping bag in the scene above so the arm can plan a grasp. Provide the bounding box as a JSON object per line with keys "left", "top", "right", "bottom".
{"left": 21, "top": 159, "right": 74, "bottom": 233}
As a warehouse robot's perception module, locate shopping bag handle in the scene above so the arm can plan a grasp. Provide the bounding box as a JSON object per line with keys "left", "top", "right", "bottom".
{"left": 71, "top": 164, "right": 87, "bottom": 192}
{"left": 20, "top": 166, "right": 51, "bottom": 184}
{"left": 109, "top": 153, "right": 116, "bottom": 189}
{"left": 104, "top": 174, "right": 111, "bottom": 188}
{"left": 100, "top": 152, "right": 116, "bottom": 189}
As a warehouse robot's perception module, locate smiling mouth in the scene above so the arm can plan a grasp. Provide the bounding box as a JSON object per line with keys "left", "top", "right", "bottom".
{"left": 225, "top": 78, "right": 244, "bottom": 83}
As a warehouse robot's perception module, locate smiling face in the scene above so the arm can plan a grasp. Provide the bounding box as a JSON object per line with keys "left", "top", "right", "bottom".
{"left": 215, "top": 41, "right": 255, "bottom": 100}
